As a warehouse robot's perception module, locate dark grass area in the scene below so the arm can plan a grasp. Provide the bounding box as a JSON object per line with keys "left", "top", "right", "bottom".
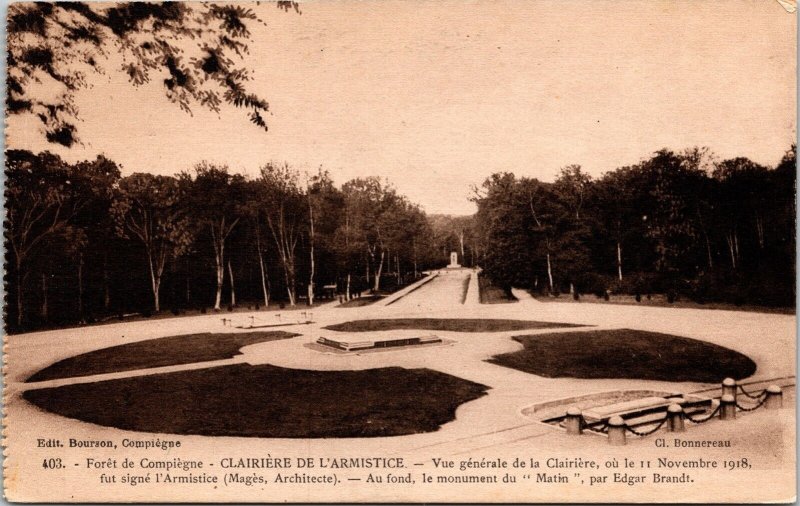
{"left": 337, "top": 295, "right": 385, "bottom": 308}
{"left": 324, "top": 318, "right": 584, "bottom": 333}
{"left": 479, "top": 276, "right": 518, "bottom": 304}
{"left": 487, "top": 329, "right": 756, "bottom": 383}
{"left": 23, "top": 365, "right": 489, "bottom": 438}
{"left": 26, "top": 332, "right": 298, "bottom": 383}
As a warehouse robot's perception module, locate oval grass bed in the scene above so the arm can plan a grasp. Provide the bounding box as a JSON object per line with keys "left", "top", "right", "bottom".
{"left": 23, "top": 365, "right": 489, "bottom": 438}
{"left": 487, "top": 329, "right": 756, "bottom": 383}
{"left": 26, "top": 331, "right": 299, "bottom": 383}
{"left": 324, "top": 318, "right": 583, "bottom": 333}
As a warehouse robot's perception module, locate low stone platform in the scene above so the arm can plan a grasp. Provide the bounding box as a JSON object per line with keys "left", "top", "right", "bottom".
{"left": 316, "top": 334, "right": 442, "bottom": 351}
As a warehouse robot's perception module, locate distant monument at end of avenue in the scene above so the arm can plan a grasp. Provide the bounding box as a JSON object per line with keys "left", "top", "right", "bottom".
{"left": 448, "top": 251, "right": 461, "bottom": 268}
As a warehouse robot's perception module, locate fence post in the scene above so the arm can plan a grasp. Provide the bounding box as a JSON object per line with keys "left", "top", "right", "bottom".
{"left": 765, "top": 385, "right": 783, "bottom": 410}
{"left": 720, "top": 394, "right": 736, "bottom": 420}
{"left": 565, "top": 408, "right": 583, "bottom": 435}
{"left": 667, "top": 404, "right": 685, "bottom": 432}
{"left": 722, "top": 377, "right": 737, "bottom": 402}
{"left": 607, "top": 416, "right": 626, "bottom": 446}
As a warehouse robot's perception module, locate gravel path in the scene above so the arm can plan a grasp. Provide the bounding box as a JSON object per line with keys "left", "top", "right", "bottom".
{"left": 5, "top": 278, "right": 796, "bottom": 502}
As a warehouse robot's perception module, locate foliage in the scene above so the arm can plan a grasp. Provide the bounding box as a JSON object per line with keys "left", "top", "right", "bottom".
{"left": 4, "top": 144, "right": 795, "bottom": 332}
{"left": 474, "top": 146, "right": 796, "bottom": 307}
{"left": 111, "top": 173, "right": 194, "bottom": 311}
{"left": 6, "top": 2, "right": 296, "bottom": 146}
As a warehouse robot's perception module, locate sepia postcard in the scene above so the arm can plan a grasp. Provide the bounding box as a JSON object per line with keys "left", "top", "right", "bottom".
{"left": 2, "top": 0, "right": 797, "bottom": 502}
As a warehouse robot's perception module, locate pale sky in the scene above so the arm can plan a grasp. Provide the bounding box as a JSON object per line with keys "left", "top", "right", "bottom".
{"left": 6, "top": 0, "right": 796, "bottom": 215}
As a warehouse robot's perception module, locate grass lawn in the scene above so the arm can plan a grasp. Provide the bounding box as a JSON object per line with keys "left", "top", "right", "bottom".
{"left": 23, "top": 365, "right": 489, "bottom": 438}
{"left": 324, "top": 318, "right": 584, "bottom": 333}
{"left": 26, "top": 331, "right": 298, "bottom": 382}
{"left": 479, "top": 276, "right": 517, "bottom": 304}
{"left": 487, "top": 329, "right": 756, "bottom": 383}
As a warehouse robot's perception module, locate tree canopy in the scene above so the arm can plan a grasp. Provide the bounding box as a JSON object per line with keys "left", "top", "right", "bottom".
{"left": 7, "top": 1, "right": 297, "bottom": 146}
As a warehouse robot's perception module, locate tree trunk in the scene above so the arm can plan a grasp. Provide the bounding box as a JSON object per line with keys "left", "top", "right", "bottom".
{"left": 103, "top": 252, "right": 111, "bottom": 311}
{"left": 346, "top": 273, "right": 351, "bottom": 301}
{"left": 616, "top": 242, "right": 623, "bottom": 281}
{"left": 726, "top": 232, "right": 737, "bottom": 269}
{"left": 16, "top": 259, "right": 24, "bottom": 328}
{"left": 704, "top": 234, "right": 713, "bottom": 270}
{"left": 395, "top": 254, "right": 400, "bottom": 283}
{"left": 256, "top": 231, "right": 270, "bottom": 307}
{"left": 546, "top": 252, "right": 554, "bottom": 292}
{"left": 755, "top": 215, "right": 765, "bottom": 250}
{"left": 147, "top": 251, "right": 161, "bottom": 312}
{"left": 373, "top": 250, "right": 385, "bottom": 292}
{"left": 78, "top": 253, "right": 84, "bottom": 322}
{"left": 459, "top": 231, "right": 465, "bottom": 259}
{"left": 228, "top": 259, "right": 236, "bottom": 307}
{"left": 283, "top": 256, "right": 296, "bottom": 306}
{"left": 413, "top": 240, "right": 418, "bottom": 278}
{"left": 308, "top": 189, "right": 315, "bottom": 306}
{"left": 213, "top": 242, "right": 224, "bottom": 311}
{"left": 365, "top": 253, "right": 371, "bottom": 288}
{"left": 41, "top": 272, "right": 48, "bottom": 321}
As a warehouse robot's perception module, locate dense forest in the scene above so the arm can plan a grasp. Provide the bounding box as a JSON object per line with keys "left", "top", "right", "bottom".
{"left": 4, "top": 145, "right": 795, "bottom": 333}
{"left": 473, "top": 146, "right": 796, "bottom": 307}
{"left": 5, "top": 150, "right": 472, "bottom": 332}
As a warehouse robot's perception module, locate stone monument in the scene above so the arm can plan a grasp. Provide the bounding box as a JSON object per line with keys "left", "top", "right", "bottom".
{"left": 447, "top": 251, "right": 461, "bottom": 268}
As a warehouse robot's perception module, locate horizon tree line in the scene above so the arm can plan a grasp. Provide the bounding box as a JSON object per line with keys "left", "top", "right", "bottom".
{"left": 4, "top": 150, "right": 450, "bottom": 332}
{"left": 5, "top": 144, "right": 795, "bottom": 332}
{"left": 473, "top": 145, "right": 796, "bottom": 307}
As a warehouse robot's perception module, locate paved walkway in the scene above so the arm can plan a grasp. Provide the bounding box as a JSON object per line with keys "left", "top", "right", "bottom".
{"left": 5, "top": 276, "right": 796, "bottom": 501}
{"left": 386, "top": 268, "right": 472, "bottom": 311}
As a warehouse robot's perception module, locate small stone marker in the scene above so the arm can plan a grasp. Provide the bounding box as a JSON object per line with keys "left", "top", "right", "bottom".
{"left": 565, "top": 407, "right": 583, "bottom": 435}
{"left": 722, "top": 377, "right": 737, "bottom": 401}
{"left": 720, "top": 394, "right": 736, "bottom": 420}
{"left": 667, "top": 404, "right": 685, "bottom": 432}
{"left": 607, "top": 416, "right": 626, "bottom": 446}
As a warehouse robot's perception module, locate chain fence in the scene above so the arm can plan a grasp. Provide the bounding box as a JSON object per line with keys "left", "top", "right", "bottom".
{"left": 738, "top": 384, "right": 767, "bottom": 400}
{"left": 684, "top": 403, "right": 721, "bottom": 424}
{"left": 624, "top": 416, "right": 668, "bottom": 436}
{"left": 735, "top": 395, "right": 768, "bottom": 412}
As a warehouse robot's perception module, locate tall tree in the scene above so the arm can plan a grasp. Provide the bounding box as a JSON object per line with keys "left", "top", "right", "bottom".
{"left": 111, "top": 173, "right": 193, "bottom": 312}
{"left": 595, "top": 166, "right": 651, "bottom": 281}
{"left": 305, "top": 169, "right": 344, "bottom": 304}
{"left": 258, "top": 163, "right": 305, "bottom": 305}
{"left": 641, "top": 149, "right": 704, "bottom": 277}
{"left": 5, "top": 150, "right": 118, "bottom": 327}
{"left": 340, "top": 177, "right": 406, "bottom": 292}
{"left": 181, "top": 163, "right": 247, "bottom": 310}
